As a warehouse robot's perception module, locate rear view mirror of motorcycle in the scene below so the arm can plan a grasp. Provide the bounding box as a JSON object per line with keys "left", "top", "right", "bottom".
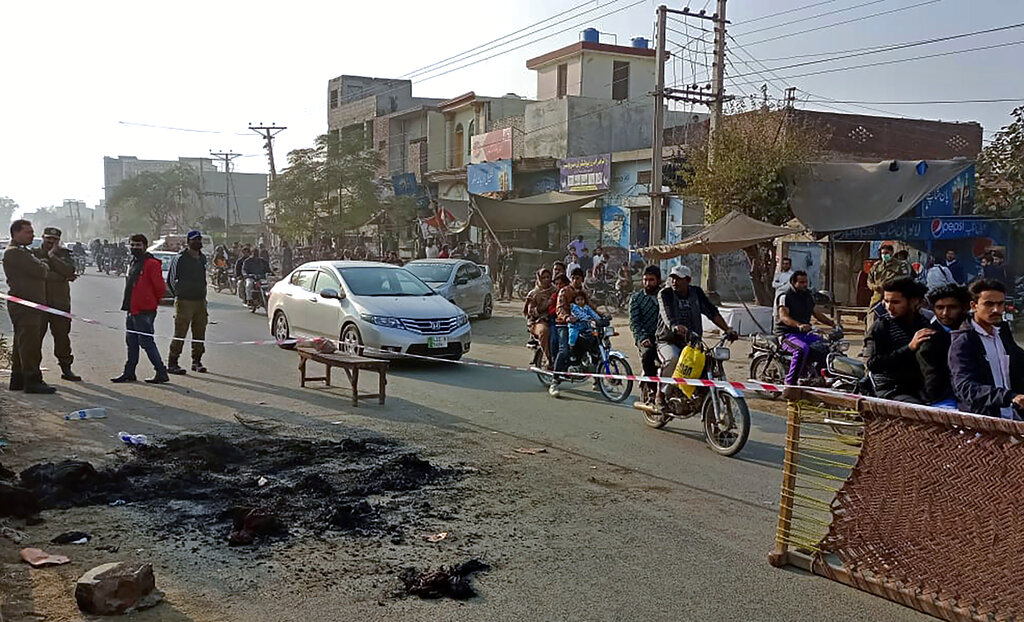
{"left": 320, "top": 288, "right": 344, "bottom": 300}
{"left": 711, "top": 346, "right": 731, "bottom": 361}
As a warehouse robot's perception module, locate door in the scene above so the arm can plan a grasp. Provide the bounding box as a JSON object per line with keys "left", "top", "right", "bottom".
{"left": 306, "top": 269, "right": 344, "bottom": 338}
{"left": 285, "top": 269, "right": 319, "bottom": 333}
{"left": 452, "top": 264, "right": 475, "bottom": 312}
{"left": 464, "top": 263, "right": 487, "bottom": 312}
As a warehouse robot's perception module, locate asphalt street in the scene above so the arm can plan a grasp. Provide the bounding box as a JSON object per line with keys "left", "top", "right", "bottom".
{"left": 0, "top": 271, "right": 929, "bottom": 621}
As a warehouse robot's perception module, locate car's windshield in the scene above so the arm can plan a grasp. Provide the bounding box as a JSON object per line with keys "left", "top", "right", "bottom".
{"left": 404, "top": 263, "right": 454, "bottom": 283}
{"left": 152, "top": 253, "right": 176, "bottom": 266}
{"left": 339, "top": 266, "right": 435, "bottom": 297}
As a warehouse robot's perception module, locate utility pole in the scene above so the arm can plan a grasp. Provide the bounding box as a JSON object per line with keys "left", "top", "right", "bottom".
{"left": 209, "top": 150, "right": 240, "bottom": 242}
{"left": 707, "top": 0, "right": 728, "bottom": 169}
{"left": 248, "top": 123, "right": 286, "bottom": 186}
{"left": 784, "top": 86, "right": 797, "bottom": 109}
{"left": 650, "top": 4, "right": 668, "bottom": 248}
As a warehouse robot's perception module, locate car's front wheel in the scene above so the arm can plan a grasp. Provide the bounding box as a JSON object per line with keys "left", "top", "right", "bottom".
{"left": 340, "top": 324, "right": 364, "bottom": 356}
{"left": 273, "top": 312, "right": 294, "bottom": 350}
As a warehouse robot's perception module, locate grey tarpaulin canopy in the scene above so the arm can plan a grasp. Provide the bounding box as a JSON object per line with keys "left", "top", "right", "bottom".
{"left": 639, "top": 210, "right": 799, "bottom": 260}
{"left": 784, "top": 160, "right": 972, "bottom": 233}
{"left": 470, "top": 191, "right": 605, "bottom": 232}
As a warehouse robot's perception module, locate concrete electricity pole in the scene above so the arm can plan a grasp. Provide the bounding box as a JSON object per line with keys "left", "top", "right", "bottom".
{"left": 649, "top": 4, "right": 668, "bottom": 248}
{"left": 248, "top": 123, "right": 286, "bottom": 186}
{"left": 707, "top": 0, "right": 728, "bottom": 169}
{"left": 209, "top": 150, "right": 241, "bottom": 241}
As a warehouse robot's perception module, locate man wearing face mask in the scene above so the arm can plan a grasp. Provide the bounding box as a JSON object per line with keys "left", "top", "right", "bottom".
{"left": 34, "top": 227, "right": 81, "bottom": 381}
{"left": 111, "top": 234, "right": 169, "bottom": 384}
{"left": 165, "top": 230, "right": 209, "bottom": 374}
{"left": 866, "top": 244, "right": 909, "bottom": 332}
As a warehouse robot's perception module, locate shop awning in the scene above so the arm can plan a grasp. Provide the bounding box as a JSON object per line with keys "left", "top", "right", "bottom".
{"left": 471, "top": 191, "right": 604, "bottom": 231}
{"left": 639, "top": 211, "right": 799, "bottom": 260}
{"left": 784, "top": 160, "right": 972, "bottom": 233}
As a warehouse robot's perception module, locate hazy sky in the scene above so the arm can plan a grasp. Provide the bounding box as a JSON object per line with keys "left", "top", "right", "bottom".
{"left": 3, "top": 0, "right": 1022, "bottom": 214}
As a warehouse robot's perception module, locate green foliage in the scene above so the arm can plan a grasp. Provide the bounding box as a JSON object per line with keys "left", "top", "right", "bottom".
{"left": 977, "top": 105, "right": 1024, "bottom": 230}
{"left": 0, "top": 196, "right": 17, "bottom": 230}
{"left": 267, "top": 133, "right": 384, "bottom": 242}
{"left": 673, "top": 102, "right": 828, "bottom": 304}
{"left": 107, "top": 164, "right": 201, "bottom": 238}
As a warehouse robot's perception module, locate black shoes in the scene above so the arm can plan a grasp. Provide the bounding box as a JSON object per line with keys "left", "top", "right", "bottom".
{"left": 24, "top": 380, "right": 56, "bottom": 394}
{"left": 110, "top": 374, "right": 137, "bottom": 384}
{"left": 191, "top": 361, "right": 207, "bottom": 373}
{"left": 9, "top": 373, "right": 24, "bottom": 391}
{"left": 60, "top": 363, "right": 82, "bottom": 382}
{"left": 166, "top": 360, "right": 187, "bottom": 375}
{"left": 145, "top": 372, "right": 170, "bottom": 384}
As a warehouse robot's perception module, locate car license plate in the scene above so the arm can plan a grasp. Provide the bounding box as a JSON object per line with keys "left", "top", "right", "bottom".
{"left": 427, "top": 336, "right": 448, "bottom": 349}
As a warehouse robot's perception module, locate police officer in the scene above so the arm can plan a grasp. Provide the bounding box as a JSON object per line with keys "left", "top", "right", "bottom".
{"left": 2, "top": 220, "right": 56, "bottom": 393}
{"left": 36, "top": 227, "right": 81, "bottom": 381}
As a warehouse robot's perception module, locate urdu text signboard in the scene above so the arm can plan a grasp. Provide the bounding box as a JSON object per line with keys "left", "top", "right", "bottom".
{"left": 560, "top": 154, "right": 611, "bottom": 192}
{"left": 467, "top": 159, "right": 513, "bottom": 195}
{"left": 470, "top": 128, "right": 513, "bottom": 164}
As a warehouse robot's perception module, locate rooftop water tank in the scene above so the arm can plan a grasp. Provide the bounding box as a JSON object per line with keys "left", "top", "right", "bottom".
{"left": 582, "top": 28, "right": 600, "bottom": 43}
{"left": 631, "top": 37, "right": 649, "bottom": 49}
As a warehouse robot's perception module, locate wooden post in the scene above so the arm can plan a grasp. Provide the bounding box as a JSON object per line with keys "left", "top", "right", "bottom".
{"left": 768, "top": 399, "right": 802, "bottom": 567}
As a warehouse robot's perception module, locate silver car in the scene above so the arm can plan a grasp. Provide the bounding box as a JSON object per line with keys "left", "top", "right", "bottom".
{"left": 150, "top": 251, "right": 178, "bottom": 303}
{"left": 267, "top": 261, "right": 471, "bottom": 360}
{"left": 404, "top": 259, "right": 493, "bottom": 319}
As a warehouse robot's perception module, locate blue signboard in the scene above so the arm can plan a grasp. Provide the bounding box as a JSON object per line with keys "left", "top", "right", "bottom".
{"left": 601, "top": 205, "right": 630, "bottom": 249}
{"left": 914, "top": 165, "right": 975, "bottom": 217}
{"left": 467, "top": 159, "right": 513, "bottom": 195}
{"left": 833, "top": 217, "right": 1003, "bottom": 243}
{"left": 392, "top": 173, "right": 418, "bottom": 197}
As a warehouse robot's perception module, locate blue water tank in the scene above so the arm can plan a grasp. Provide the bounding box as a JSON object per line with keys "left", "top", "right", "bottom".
{"left": 631, "top": 37, "right": 649, "bottom": 49}
{"left": 582, "top": 28, "right": 600, "bottom": 43}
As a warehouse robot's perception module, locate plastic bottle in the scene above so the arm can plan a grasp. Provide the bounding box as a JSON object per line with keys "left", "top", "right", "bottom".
{"left": 65, "top": 408, "right": 107, "bottom": 421}
{"left": 117, "top": 431, "right": 148, "bottom": 446}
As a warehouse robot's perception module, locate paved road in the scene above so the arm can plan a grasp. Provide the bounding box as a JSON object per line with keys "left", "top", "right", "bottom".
{"left": 2, "top": 272, "right": 927, "bottom": 621}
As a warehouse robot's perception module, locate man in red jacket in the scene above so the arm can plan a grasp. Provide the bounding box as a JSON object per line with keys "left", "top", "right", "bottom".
{"left": 111, "top": 234, "right": 170, "bottom": 384}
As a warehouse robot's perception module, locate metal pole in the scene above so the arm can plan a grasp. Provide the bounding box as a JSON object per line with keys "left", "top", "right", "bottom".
{"left": 650, "top": 4, "right": 667, "bottom": 247}
{"left": 708, "top": 0, "right": 728, "bottom": 169}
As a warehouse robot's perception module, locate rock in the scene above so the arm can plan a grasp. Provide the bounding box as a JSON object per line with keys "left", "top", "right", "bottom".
{"left": 75, "top": 562, "right": 163, "bottom": 615}
{"left": 0, "top": 481, "right": 40, "bottom": 518}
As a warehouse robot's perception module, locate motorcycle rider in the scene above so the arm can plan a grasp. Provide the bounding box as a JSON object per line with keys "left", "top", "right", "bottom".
{"left": 656, "top": 264, "right": 736, "bottom": 368}
{"left": 864, "top": 276, "right": 932, "bottom": 403}
{"left": 523, "top": 267, "right": 557, "bottom": 368}
{"left": 629, "top": 266, "right": 662, "bottom": 392}
{"left": 242, "top": 247, "right": 272, "bottom": 305}
{"left": 775, "top": 270, "right": 835, "bottom": 386}
{"left": 917, "top": 283, "right": 969, "bottom": 408}
{"left": 549, "top": 269, "right": 585, "bottom": 397}
{"left": 234, "top": 245, "right": 252, "bottom": 300}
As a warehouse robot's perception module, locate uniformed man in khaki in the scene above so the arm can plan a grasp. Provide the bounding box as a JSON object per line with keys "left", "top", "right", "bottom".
{"left": 36, "top": 227, "right": 81, "bottom": 381}
{"left": 2, "top": 219, "right": 56, "bottom": 393}
{"left": 866, "top": 243, "right": 910, "bottom": 332}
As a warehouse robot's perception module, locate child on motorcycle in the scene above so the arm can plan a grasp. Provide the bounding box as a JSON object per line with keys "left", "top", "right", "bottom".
{"left": 569, "top": 291, "right": 601, "bottom": 361}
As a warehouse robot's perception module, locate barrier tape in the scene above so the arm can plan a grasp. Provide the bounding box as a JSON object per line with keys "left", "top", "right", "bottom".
{"left": 0, "top": 290, "right": 782, "bottom": 394}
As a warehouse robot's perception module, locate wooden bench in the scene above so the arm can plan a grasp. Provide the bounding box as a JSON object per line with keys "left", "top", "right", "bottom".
{"left": 835, "top": 305, "right": 870, "bottom": 324}
{"left": 296, "top": 347, "right": 388, "bottom": 406}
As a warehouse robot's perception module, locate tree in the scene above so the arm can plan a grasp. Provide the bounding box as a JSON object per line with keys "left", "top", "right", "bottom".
{"left": 107, "top": 164, "right": 201, "bottom": 239}
{"left": 977, "top": 105, "right": 1024, "bottom": 229}
{"left": 267, "top": 133, "right": 383, "bottom": 243}
{"left": 0, "top": 196, "right": 17, "bottom": 230}
{"left": 673, "top": 103, "right": 829, "bottom": 305}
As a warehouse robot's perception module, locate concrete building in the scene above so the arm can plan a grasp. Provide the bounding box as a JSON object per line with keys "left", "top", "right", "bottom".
{"left": 438, "top": 91, "right": 531, "bottom": 169}
{"left": 527, "top": 38, "right": 656, "bottom": 101}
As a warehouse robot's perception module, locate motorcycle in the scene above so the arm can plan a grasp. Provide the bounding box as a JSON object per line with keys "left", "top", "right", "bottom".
{"left": 106, "top": 252, "right": 128, "bottom": 277}
{"left": 748, "top": 327, "right": 869, "bottom": 397}
{"left": 211, "top": 265, "right": 231, "bottom": 293}
{"left": 529, "top": 317, "right": 634, "bottom": 403}
{"left": 72, "top": 253, "right": 88, "bottom": 276}
{"left": 633, "top": 333, "right": 751, "bottom": 457}
{"left": 245, "top": 274, "right": 270, "bottom": 313}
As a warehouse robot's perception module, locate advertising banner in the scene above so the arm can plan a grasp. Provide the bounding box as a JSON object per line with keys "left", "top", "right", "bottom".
{"left": 833, "top": 216, "right": 1001, "bottom": 242}
{"left": 391, "top": 173, "right": 418, "bottom": 196}
{"left": 467, "top": 159, "right": 513, "bottom": 195}
{"left": 470, "top": 128, "right": 513, "bottom": 164}
{"left": 915, "top": 164, "right": 975, "bottom": 217}
{"left": 560, "top": 154, "right": 611, "bottom": 192}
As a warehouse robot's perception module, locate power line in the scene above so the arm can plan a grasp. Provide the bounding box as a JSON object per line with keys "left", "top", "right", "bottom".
{"left": 727, "top": 21, "right": 1024, "bottom": 80}
{"left": 800, "top": 97, "right": 1024, "bottom": 105}
{"left": 118, "top": 121, "right": 250, "bottom": 136}
{"left": 736, "top": 0, "right": 943, "bottom": 48}
{"left": 734, "top": 0, "right": 888, "bottom": 38}
{"left": 729, "top": 38, "right": 1024, "bottom": 88}
{"left": 737, "top": 0, "right": 840, "bottom": 26}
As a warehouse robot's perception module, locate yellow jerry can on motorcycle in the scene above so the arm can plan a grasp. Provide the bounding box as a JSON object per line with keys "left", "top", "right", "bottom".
{"left": 672, "top": 345, "right": 706, "bottom": 398}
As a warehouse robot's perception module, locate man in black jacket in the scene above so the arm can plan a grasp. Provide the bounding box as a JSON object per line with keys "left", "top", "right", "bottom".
{"left": 165, "top": 230, "right": 208, "bottom": 374}
{"left": 864, "top": 277, "right": 932, "bottom": 403}
{"left": 916, "top": 284, "right": 968, "bottom": 407}
{"left": 949, "top": 279, "right": 1024, "bottom": 418}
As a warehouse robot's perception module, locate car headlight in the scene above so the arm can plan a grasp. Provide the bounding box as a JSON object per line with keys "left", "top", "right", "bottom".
{"left": 456, "top": 313, "right": 469, "bottom": 327}
{"left": 360, "top": 314, "right": 403, "bottom": 329}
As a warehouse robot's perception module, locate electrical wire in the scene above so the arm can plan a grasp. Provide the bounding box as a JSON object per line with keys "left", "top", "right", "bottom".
{"left": 734, "top": 0, "right": 888, "bottom": 38}
{"left": 737, "top": 0, "right": 840, "bottom": 26}
{"left": 800, "top": 97, "right": 1024, "bottom": 105}
{"left": 118, "top": 121, "right": 251, "bottom": 136}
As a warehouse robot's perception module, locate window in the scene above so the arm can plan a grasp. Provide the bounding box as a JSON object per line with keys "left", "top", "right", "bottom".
{"left": 291, "top": 270, "right": 317, "bottom": 291}
{"left": 556, "top": 63, "right": 568, "bottom": 98}
{"left": 339, "top": 267, "right": 435, "bottom": 297}
{"left": 612, "top": 61, "right": 630, "bottom": 100}
{"left": 467, "top": 120, "right": 475, "bottom": 158}
{"left": 330, "top": 89, "right": 338, "bottom": 109}
{"left": 464, "top": 264, "right": 482, "bottom": 280}
{"left": 315, "top": 270, "right": 341, "bottom": 293}
{"left": 455, "top": 265, "right": 472, "bottom": 283}
{"left": 453, "top": 123, "right": 464, "bottom": 168}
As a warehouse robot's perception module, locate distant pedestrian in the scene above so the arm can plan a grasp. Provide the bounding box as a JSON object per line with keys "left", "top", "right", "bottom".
{"left": 438, "top": 244, "right": 450, "bottom": 259}
{"left": 944, "top": 249, "right": 967, "bottom": 285}
{"left": 499, "top": 247, "right": 515, "bottom": 301}
{"left": 2, "top": 219, "right": 56, "bottom": 393}
{"left": 578, "top": 247, "right": 593, "bottom": 274}
{"left": 425, "top": 238, "right": 439, "bottom": 259}
{"left": 35, "top": 227, "right": 81, "bottom": 381}
{"left": 166, "top": 230, "right": 209, "bottom": 375}
{"left": 280, "top": 241, "right": 294, "bottom": 274}
{"left": 111, "top": 234, "right": 169, "bottom": 384}
{"left": 568, "top": 235, "right": 586, "bottom": 258}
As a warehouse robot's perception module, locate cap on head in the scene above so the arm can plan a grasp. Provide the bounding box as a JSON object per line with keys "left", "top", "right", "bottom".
{"left": 187, "top": 230, "right": 202, "bottom": 241}
{"left": 43, "top": 227, "right": 62, "bottom": 238}
{"left": 669, "top": 264, "right": 692, "bottom": 281}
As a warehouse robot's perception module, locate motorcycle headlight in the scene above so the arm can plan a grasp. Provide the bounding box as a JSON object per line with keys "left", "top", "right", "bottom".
{"left": 837, "top": 340, "right": 850, "bottom": 353}
{"left": 456, "top": 313, "right": 469, "bottom": 327}
{"left": 360, "top": 314, "right": 403, "bottom": 329}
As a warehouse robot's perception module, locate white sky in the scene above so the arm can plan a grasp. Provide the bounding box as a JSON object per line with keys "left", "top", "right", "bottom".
{"left": 2, "top": 0, "right": 1022, "bottom": 214}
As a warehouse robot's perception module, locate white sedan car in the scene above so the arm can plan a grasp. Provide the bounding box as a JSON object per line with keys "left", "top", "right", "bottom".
{"left": 267, "top": 261, "right": 471, "bottom": 360}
